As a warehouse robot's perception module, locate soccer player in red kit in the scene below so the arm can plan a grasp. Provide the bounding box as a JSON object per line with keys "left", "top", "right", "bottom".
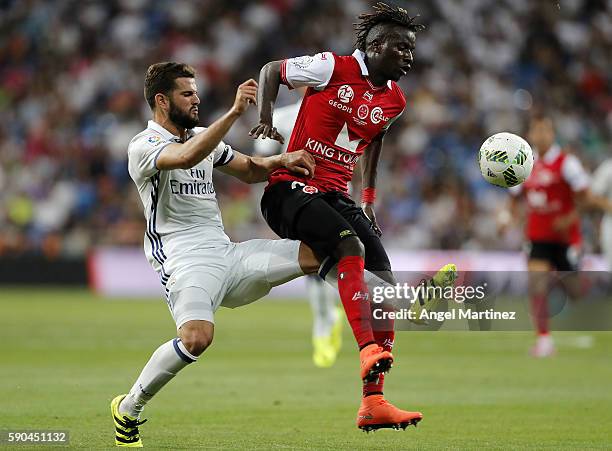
{"left": 504, "top": 115, "right": 612, "bottom": 357}
{"left": 250, "top": 3, "right": 456, "bottom": 431}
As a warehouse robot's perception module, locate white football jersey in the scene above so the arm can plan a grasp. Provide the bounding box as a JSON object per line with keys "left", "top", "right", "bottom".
{"left": 128, "top": 120, "right": 234, "bottom": 276}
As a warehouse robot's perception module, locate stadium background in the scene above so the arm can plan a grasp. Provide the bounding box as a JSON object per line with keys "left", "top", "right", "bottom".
{"left": 1, "top": 0, "right": 610, "bottom": 261}
{"left": 1, "top": 1, "right": 612, "bottom": 449}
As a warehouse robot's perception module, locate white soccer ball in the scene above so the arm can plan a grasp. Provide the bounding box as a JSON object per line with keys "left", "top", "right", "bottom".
{"left": 478, "top": 132, "right": 534, "bottom": 188}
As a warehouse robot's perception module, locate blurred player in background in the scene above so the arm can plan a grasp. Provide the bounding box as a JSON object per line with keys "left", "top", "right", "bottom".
{"left": 502, "top": 115, "right": 612, "bottom": 358}
{"left": 591, "top": 158, "right": 612, "bottom": 269}
{"left": 251, "top": 2, "right": 456, "bottom": 431}
{"left": 111, "top": 62, "right": 320, "bottom": 447}
{"left": 253, "top": 87, "right": 343, "bottom": 368}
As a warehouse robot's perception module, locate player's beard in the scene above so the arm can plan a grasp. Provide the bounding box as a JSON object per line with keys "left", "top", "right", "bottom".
{"left": 169, "top": 101, "right": 199, "bottom": 129}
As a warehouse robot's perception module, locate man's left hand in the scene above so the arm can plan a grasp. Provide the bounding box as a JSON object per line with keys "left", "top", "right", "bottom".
{"left": 362, "top": 203, "right": 382, "bottom": 236}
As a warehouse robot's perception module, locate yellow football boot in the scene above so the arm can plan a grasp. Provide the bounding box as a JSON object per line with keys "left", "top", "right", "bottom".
{"left": 111, "top": 395, "right": 146, "bottom": 447}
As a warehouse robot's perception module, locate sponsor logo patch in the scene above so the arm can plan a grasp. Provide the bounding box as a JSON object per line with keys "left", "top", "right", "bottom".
{"left": 290, "top": 56, "right": 314, "bottom": 69}
{"left": 370, "top": 106, "right": 389, "bottom": 124}
{"left": 339, "top": 229, "right": 353, "bottom": 238}
{"left": 338, "top": 84, "right": 354, "bottom": 103}
{"left": 302, "top": 185, "right": 318, "bottom": 194}
{"left": 357, "top": 104, "right": 369, "bottom": 120}
{"left": 328, "top": 99, "right": 352, "bottom": 113}
{"left": 147, "top": 135, "right": 163, "bottom": 146}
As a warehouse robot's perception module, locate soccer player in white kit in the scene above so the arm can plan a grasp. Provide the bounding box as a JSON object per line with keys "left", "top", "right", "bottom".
{"left": 110, "top": 62, "right": 319, "bottom": 447}
{"left": 253, "top": 89, "right": 343, "bottom": 369}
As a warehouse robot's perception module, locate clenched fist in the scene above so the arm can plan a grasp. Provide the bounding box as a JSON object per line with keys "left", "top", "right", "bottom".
{"left": 231, "top": 79, "right": 258, "bottom": 116}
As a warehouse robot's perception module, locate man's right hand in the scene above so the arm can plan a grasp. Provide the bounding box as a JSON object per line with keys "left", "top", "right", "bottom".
{"left": 231, "top": 79, "right": 258, "bottom": 116}
{"left": 249, "top": 120, "right": 285, "bottom": 144}
{"left": 280, "top": 150, "right": 315, "bottom": 178}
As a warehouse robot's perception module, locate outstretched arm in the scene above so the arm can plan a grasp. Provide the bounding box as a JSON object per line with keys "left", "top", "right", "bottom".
{"left": 576, "top": 189, "right": 612, "bottom": 213}
{"left": 360, "top": 133, "right": 385, "bottom": 236}
{"left": 157, "top": 80, "right": 257, "bottom": 170}
{"left": 249, "top": 61, "right": 285, "bottom": 143}
{"left": 250, "top": 52, "right": 335, "bottom": 144}
{"left": 497, "top": 188, "right": 523, "bottom": 234}
{"left": 218, "top": 149, "right": 315, "bottom": 184}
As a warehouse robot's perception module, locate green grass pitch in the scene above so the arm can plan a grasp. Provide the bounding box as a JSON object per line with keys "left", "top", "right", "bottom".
{"left": 1, "top": 287, "right": 611, "bottom": 449}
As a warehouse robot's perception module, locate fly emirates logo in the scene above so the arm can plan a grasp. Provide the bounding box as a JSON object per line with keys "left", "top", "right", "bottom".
{"left": 170, "top": 168, "right": 215, "bottom": 196}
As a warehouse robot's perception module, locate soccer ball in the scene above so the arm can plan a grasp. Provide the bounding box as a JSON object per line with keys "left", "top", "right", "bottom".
{"left": 478, "top": 132, "right": 534, "bottom": 188}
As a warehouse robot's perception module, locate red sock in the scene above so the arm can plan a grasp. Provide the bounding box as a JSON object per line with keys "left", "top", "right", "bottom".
{"left": 337, "top": 256, "right": 374, "bottom": 348}
{"left": 531, "top": 294, "right": 549, "bottom": 335}
{"left": 363, "top": 327, "right": 395, "bottom": 397}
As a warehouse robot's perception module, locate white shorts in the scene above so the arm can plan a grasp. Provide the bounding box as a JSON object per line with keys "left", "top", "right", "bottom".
{"left": 164, "top": 239, "right": 302, "bottom": 329}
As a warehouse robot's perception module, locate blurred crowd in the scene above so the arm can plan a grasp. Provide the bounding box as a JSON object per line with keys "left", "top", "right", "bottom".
{"left": 0, "top": 0, "right": 610, "bottom": 258}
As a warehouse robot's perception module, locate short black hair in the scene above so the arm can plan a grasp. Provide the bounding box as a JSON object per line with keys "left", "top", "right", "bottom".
{"left": 144, "top": 62, "right": 196, "bottom": 110}
{"left": 354, "top": 2, "right": 425, "bottom": 51}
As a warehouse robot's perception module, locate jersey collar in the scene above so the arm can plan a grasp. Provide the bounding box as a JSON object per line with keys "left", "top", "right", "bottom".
{"left": 352, "top": 49, "right": 393, "bottom": 90}
{"left": 147, "top": 120, "right": 195, "bottom": 143}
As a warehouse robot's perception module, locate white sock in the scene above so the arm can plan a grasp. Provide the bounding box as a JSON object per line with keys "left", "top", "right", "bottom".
{"left": 119, "top": 338, "right": 197, "bottom": 418}
{"left": 308, "top": 277, "right": 337, "bottom": 338}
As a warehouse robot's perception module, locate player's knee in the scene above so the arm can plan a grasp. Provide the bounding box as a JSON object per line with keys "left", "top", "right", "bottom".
{"left": 182, "top": 332, "right": 213, "bottom": 356}
{"left": 336, "top": 236, "right": 365, "bottom": 259}
{"left": 179, "top": 323, "right": 214, "bottom": 356}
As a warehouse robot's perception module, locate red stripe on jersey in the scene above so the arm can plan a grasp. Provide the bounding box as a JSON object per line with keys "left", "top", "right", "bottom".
{"left": 280, "top": 60, "right": 290, "bottom": 87}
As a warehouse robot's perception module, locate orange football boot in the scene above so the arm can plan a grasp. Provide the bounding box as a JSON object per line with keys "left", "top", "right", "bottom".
{"left": 357, "top": 394, "right": 423, "bottom": 432}
{"left": 359, "top": 344, "right": 393, "bottom": 382}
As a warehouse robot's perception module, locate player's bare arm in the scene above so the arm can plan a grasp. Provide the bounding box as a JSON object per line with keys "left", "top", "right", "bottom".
{"left": 156, "top": 79, "right": 258, "bottom": 170}
{"left": 552, "top": 188, "right": 612, "bottom": 234}
{"left": 574, "top": 188, "right": 612, "bottom": 214}
{"left": 249, "top": 60, "right": 285, "bottom": 143}
{"left": 497, "top": 193, "right": 522, "bottom": 234}
{"left": 360, "top": 133, "right": 385, "bottom": 236}
{"left": 218, "top": 149, "right": 315, "bottom": 183}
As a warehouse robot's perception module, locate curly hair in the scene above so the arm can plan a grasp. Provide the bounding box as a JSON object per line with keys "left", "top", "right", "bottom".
{"left": 354, "top": 2, "right": 425, "bottom": 51}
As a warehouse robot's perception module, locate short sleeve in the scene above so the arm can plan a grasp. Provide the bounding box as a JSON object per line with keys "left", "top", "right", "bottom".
{"left": 281, "top": 52, "right": 335, "bottom": 90}
{"left": 591, "top": 160, "right": 612, "bottom": 196}
{"left": 562, "top": 154, "right": 590, "bottom": 192}
{"left": 213, "top": 141, "right": 235, "bottom": 167}
{"left": 128, "top": 133, "right": 172, "bottom": 180}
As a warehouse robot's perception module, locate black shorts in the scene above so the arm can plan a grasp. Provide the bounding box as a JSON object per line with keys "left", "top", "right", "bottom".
{"left": 528, "top": 241, "right": 580, "bottom": 271}
{"left": 261, "top": 181, "right": 391, "bottom": 272}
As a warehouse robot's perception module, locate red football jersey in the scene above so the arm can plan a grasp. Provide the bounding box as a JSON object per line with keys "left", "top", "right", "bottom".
{"left": 521, "top": 145, "right": 589, "bottom": 244}
{"left": 267, "top": 50, "right": 406, "bottom": 193}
